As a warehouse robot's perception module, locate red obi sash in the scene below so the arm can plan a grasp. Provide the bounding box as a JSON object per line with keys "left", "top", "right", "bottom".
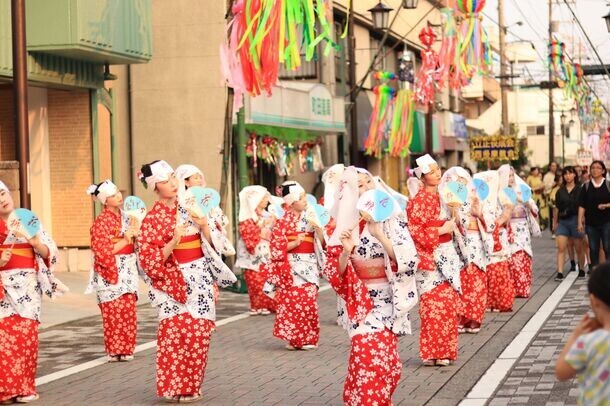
{"left": 352, "top": 257, "right": 386, "bottom": 280}
{"left": 0, "top": 243, "right": 36, "bottom": 271}
{"left": 287, "top": 232, "right": 315, "bottom": 254}
{"left": 427, "top": 219, "right": 452, "bottom": 243}
{"left": 111, "top": 237, "right": 135, "bottom": 255}
{"left": 173, "top": 234, "right": 204, "bottom": 264}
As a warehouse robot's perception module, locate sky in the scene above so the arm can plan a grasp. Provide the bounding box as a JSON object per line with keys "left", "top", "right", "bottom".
{"left": 483, "top": 0, "right": 610, "bottom": 103}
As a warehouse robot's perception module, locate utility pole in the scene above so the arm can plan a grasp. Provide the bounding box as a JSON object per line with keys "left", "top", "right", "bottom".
{"left": 498, "top": 0, "right": 509, "bottom": 136}
{"left": 348, "top": 0, "right": 359, "bottom": 167}
{"left": 548, "top": 0, "right": 555, "bottom": 164}
{"left": 11, "top": 0, "right": 30, "bottom": 209}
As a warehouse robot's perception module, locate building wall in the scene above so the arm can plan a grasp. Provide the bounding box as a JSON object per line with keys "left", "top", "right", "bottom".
{"left": 130, "top": 0, "right": 227, "bottom": 208}
{"left": 0, "top": 87, "right": 15, "bottom": 161}
{"left": 47, "top": 89, "right": 93, "bottom": 247}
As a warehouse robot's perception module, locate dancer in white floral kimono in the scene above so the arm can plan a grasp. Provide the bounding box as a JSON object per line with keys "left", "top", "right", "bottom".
{"left": 323, "top": 166, "right": 418, "bottom": 405}
{"left": 136, "top": 160, "right": 236, "bottom": 403}
{"left": 86, "top": 180, "right": 140, "bottom": 362}
{"left": 0, "top": 181, "right": 67, "bottom": 404}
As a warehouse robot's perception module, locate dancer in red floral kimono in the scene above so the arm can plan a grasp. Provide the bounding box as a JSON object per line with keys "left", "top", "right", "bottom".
{"left": 474, "top": 170, "right": 515, "bottom": 312}
{"left": 86, "top": 180, "right": 140, "bottom": 362}
{"left": 323, "top": 166, "right": 418, "bottom": 405}
{"left": 498, "top": 165, "right": 540, "bottom": 298}
{"left": 268, "top": 181, "right": 324, "bottom": 350}
{"left": 0, "top": 181, "right": 67, "bottom": 404}
{"left": 407, "top": 155, "right": 461, "bottom": 366}
{"left": 137, "top": 160, "right": 236, "bottom": 403}
{"left": 235, "top": 185, "right": 276, "bottom": 315}
{"left": 441, "top": 168, "right": 490, "bottom": 334}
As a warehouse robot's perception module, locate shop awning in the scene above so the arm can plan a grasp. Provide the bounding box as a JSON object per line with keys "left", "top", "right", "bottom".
{"left": 410, "top": 111, "right": 443, "bottom": 154}
{"left": 244, "top": 82, "right": 346, "bottom": 134}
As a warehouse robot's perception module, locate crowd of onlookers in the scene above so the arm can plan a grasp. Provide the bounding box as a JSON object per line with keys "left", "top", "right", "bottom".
{"left": 523, "top": 161, "right": 610, "bottom": 281}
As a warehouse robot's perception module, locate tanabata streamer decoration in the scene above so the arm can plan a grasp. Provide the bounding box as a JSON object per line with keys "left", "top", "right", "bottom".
{"left": 388, "top": 88, "right": 415, "bottom": 158}
{"left": 221, "top": 0, "right": 342, "bottom": 110}
{"left": 437, "top": 8, "right": 465, "bottom": 90}
{"left": 454, "top": 0, "right": 492, "bottom": 80}
{"left": 7, "top": 208, "right": 41, "bottom": 239}
{"left": 181, "top": 186, "right": 221, "bottom": 218}
{"left": 548, "top": 40, "right": 567, "bottom": 84}
{"left": 356, "top": 189, "right": 395, "bottom": 223}
{"left": 414, "top": 26, "right": 439, "bottom": 105}
{"left": 365, "top": 72, "right": 396, "bottom": 158}
{"left": 245, "top": 134, "right": 324, "bottom": 176}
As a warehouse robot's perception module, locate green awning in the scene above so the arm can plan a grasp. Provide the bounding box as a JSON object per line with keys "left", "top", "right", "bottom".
{"left": 244, "top": 124, "right": 321, "bottom": 143}
{"left": 409, "top": 111, "right": 440, "bottom": 154}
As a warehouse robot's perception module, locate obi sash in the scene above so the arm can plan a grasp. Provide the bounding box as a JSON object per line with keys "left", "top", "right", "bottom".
{"left": 467, "top": 217, "right": 480, "bottom": 232}
{"left": 427, "top": 219, "right": 452, "bottom": 243}
{"left": 111, "top": 237, "right": 135, "bottom": 255}
{"left": 287, "top": 232, "right": 315, "bottom": 254}
{"left": 352, "top": 257, "right": 386, "bottom": 280}
{"left": 511, "top": 206, "right": 527, "bottom": 220}
{"left": 173, "top": 234, "right": 204, "bottom": 264}
{"left": 0, "top": 243, "right": 36, "bottom": 271}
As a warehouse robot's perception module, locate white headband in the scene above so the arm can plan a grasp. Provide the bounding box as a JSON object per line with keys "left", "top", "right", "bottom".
{"left": 0, "top": 180, "right": 7, "bottom": 192}
{"left": 142, "top": 160, "right": 174, "bottom": 190}
{"left": 414, "top": 154, "right": 437, "bottom": 178}
{"left": 86, "top": 180, "right": 118, "bottom": 205}
{"left": 282, "top": 182, "right": 305, "bottom": 205}
{"left": 175, "top": 164, "right": 204, "bottom": 184}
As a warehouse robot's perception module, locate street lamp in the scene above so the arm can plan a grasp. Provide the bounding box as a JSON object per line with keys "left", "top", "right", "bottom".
{"left": 503, "top": 20, "right": 523, "bottom": 34}
{"left": 561, "top": 112, "right": 567, "bottom": 165}
{"left": 369, "top": 1, "right": 393, "bottom": 30}
{"left": 603, "top": 10, "right": 610, "bottom": 33}
{"left": 402, "top": 0, "right": 418, "bottom": 9}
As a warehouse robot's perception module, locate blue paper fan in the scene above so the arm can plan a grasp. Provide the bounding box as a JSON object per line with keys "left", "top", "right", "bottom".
{"left": 8, "top": 208, "right": 41, "bottom": 239}
{"left": 444, "top": 181, "right": 468, "bottom": 204}
{"left": 188, "top": 186, "right": 220, "bottom": 216}
{"left": 473, "top": 178, "right": 490, "bottom": 201}
{"left": 306, "top": 194, "right": 317, "bottom": 206}
{"left": 501, "top": 187, "right": 517, "bottom": 205}
{"left": 519, "top": 184, "right": 532, "bottom": 203}
{"left": 314, "top": 204, "right": 330, "bottom": 227}
{"left": 357, "top": 189, "right": 395, "bottom": 222}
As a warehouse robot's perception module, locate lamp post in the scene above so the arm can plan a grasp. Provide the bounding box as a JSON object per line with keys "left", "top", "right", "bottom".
{"left": 603, "top": 9, "right": 610, "bottom": 33}
{"left": 560, "top": 112, "right": 567, "bottom": 165}
{"left": 402, "top": 0, "right": 418, "bottom": 9}
{"left": 368, "top": 2, "right": 393, "bottom": 31}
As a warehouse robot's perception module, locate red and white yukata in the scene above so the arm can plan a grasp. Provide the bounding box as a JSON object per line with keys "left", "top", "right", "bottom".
{"left": 0, "top": 220, "right": 65, "bottom": 402}
{"left": 487, "top": 212, "right": 516, "bottom": 312}
{"left": 236, "top": 212, "right": 276, "bottom": 312}
{"left": 324, "top": 217, "right": 418, "bottom": 406}
{"left": 268, "top": 209, "right": 323, "bottom": 348}
{"left": 87, "top": 208, "right": 140, "bottom": 357}
{"left": 508, "top": 201, "right": 539, "bottom": 298}
{"left": 138, "top": 202, "right": 236, "bottom": 399}
{"left": 407, "top": 188, "right": 461, "bottom": 362}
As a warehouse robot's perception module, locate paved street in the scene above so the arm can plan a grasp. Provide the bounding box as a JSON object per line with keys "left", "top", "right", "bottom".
{"left": 31, "top": 236, "right": 586, "bottom": 406}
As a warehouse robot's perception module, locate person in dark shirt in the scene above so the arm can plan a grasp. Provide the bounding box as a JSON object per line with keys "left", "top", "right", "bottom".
{"left": 578, "top": 160, "right": 610, "bottom": 273}
{"left": 553, "top": 167, "right": 585, "bottom": 279}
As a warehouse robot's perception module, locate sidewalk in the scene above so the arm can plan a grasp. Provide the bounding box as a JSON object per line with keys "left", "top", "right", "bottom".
{"left": 33, "top": 237, "right": 565, "bottom": 405}
{"left": 488, "top": 274, "right": 588, "bottom": 405}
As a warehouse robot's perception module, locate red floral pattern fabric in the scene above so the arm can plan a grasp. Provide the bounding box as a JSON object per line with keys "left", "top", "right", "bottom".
{"left": 273, "top": 283, "right": 319, "bottom": 348}
{"left": 419, "top": 282, "right": 459, "bottom": 361}
{"left": 486, "top": 260, "right": 515, "bottom": 311}
{"left": 459, "top": 264, "right": 487, "bottom": 324}
{"left": 407, "top": 189, "right": 441, "bottom": 271}
{"left": 138, "top": 202, "right": 188, "bottom": 304}
{"left": 268, "top": 210, "right": 301, "bottom": 290}
{"left": 243, "top": 268, "right": 276, "bottom": 312}
{"left": 90, "top": 209, "right": 123, "bottom": 284}
{"left": 343, "top": 330, "right": 401, "bottom": 406}
{"left": 509, "top": 250, "right": 532, "bottom": 298}
{"left": 239, "top": 219, "right": 261, "bottom": 254}
{"left": 156, "top": 314, "right": 214, "bottom": 397}
{"left": 0, "top": 315, "right": 38, "bottom": 401}
{"left": 99, "top": 293, "right": 137, "bottom": 356}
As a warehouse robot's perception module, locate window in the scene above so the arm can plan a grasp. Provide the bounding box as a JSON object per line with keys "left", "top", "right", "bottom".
{"left": 278, "top": 29, "right": 318, "bottom": 80}
{"left": 526, "top": 125, "right": 545, "bottom": 136}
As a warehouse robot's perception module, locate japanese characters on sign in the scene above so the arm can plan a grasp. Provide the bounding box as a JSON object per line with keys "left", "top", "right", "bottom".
{"left": 469, "top": 135, "right": 519, "bottom": 162}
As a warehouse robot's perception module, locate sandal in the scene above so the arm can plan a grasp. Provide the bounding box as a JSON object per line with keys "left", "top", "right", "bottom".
{"left": 15, "top": 394, "right": 39, "bottom": 404}
{"left": 435, "top": 359, "right": 451, "bottom": 367}
{"left": 178, "top": 393, "right": 202, "bottom": 403}
{"left": 107, "top": 355, "right": 120, "bottom": 363}
{"left": 163, "top": 396, "right": 180, "bottom": 403}
{"left": 248, "top": 309, "right": 259, "bottom": 316}
{"left": 119, "top": 355, "right": 134, "bottom": 362}
{"left": 422, "top": 359, "right": 436, "bottom": 366}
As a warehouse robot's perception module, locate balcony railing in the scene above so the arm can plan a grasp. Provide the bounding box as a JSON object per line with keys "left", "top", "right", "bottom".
{"left": 279, "top": 56, "right": 318, "bottom": 80}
